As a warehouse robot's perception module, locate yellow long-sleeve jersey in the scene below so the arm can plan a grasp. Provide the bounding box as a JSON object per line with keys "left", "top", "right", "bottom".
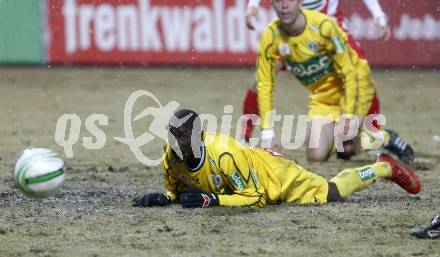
{"left": 257, "top": 9, "right": 368, "bottom": 129}
{"left": 162, "top": 133, "right": 328, "bottom": 207}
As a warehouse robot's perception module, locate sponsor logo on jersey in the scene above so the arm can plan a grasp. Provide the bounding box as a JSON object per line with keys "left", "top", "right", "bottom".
{"left": 278, "top": 44, "right": 291, "bottom": 56}
{"left": 250, "top": 169, "right": 260, "bottom": 187}
{"left": 211, "top": 174, "right": 223, "bottom": 189}
{"left": 356, "top": 167, "right": 376, "bottom": 182}
{"left": 285, "top": 55, "right": 333, "bottom": 85}
{"left": 228, "top": 171, "right": 247, "bottom": 191}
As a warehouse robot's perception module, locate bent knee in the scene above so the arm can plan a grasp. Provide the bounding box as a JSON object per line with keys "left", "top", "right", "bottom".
{"left": 307, "top": 149, "right": 330, "bottom": 162}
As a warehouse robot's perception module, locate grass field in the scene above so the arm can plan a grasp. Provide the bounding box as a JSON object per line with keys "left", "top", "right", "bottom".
{"left": 0, "top": 67, "right": 439, "bottom": 256}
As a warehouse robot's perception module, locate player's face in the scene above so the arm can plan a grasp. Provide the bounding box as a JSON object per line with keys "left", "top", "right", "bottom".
{"left": 168, "top": 126, "right": 202, "bottom": 160}
{"left": 168, "top": 127, "right": 192, "bottom": 156}
{"left": 272, "top": 0, "right": 302, "bottom": 25}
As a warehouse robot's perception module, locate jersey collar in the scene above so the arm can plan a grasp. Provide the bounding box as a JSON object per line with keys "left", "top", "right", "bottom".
{"left": 186, "top": 143, "right": 205, "bottom": 172}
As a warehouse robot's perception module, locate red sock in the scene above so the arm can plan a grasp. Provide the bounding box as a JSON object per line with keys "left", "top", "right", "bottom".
{"left": 242, "top": 88, "right": 259, "bottom": 141}
{"left": 367, "top": 92, "right": 381, "bottom": 130}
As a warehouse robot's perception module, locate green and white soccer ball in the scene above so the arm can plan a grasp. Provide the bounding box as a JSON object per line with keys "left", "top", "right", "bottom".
{"left": 14, "top": 148, "right": 65, "bottom": 199}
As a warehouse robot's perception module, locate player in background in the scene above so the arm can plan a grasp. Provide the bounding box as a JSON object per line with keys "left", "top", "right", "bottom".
{"left": 251, "top": 0, "right": 413, "bottom": 163}
{"left": 245, "top": 0, "right": 391, "bottom": 41}
{"left": 241, "top": 0, "right": 391, "bottom": 147}
{"left": 132, "top": 109, "right": 420, "bottom": 208}
{"left": 411, "top": 213, "right": 440, "bottom": 239}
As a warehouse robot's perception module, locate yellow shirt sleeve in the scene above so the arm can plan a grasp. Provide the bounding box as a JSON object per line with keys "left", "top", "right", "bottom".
{"left": 321, "top": 19, "right": 359, "bottom": 115}
{"left": 161, "top": 145, "right": 180, "bottom": 201}
{"left": 256, "top": 26, "right": 278, "bottom": 129}
{"left": 217, "top": 149, "right": 266, "bottom": 207}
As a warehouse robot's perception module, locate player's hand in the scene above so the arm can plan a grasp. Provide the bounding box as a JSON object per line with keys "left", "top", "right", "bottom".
{"left": 179, "top": 189, "right": 219, "bottom": 208}
{"left": 261, "top": 137, "right": 285, "bottom": 154}
{"left": 245, "top": 6, "right": 258, "bottom": 30}
{"left": 132, "top": 193, "right": 172, "bottom": 207}
{"left": 374, "top": 16, "right": 392, "bottom": 41}
{"left": 260, "top": 129, "right": 285, "bottom": 154}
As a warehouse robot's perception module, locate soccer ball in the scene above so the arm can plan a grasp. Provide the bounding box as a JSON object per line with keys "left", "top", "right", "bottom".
{"left": 13, "top": 148, "right": 65, "bottom": 199}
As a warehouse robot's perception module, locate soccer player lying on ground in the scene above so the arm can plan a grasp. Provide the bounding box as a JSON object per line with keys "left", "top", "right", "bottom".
{"left": 244, "top": 0, "right": 414, "bottom": 163}
{"left": 132, "top": 109, "right": 420, "bottom": 208}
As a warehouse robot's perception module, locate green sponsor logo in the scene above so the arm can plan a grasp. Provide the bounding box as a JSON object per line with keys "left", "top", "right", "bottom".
{"left": 228, "top": 171, "right": 247, "bottom": 191}
{"left": 250, "top": 169, "right": 260, "bottom": 187}
{"left": 332, "top": 36, "right": 345, "bottom": 54}
{"left": 356, "top": 167, "right": 376, "bottom": 182}
{"left": 285, "top": 55, "right": 333, "bottom": 86}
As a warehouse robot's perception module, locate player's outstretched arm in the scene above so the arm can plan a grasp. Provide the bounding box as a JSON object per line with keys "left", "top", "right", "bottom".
{"left": 362, "top": 0, "right": 392, "bottom": 40}
{"left": 179, "top": 148, "right": 266, "bottom": 208}
{"left": 217, "top": 151, "right": 266, "bottom": 208}
{"left": 256, "top": 27, "right": 284, "bottom": 152}
{"left": 245, "top": 0, "right": 261, "bottom": 30}
{"left": 321, "top": 19, "right": 358, "bottom": 115}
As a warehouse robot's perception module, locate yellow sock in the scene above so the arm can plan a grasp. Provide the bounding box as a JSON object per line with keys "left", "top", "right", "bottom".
{"left": 330, "top": 143, "right": 337, "bottom": 155}
{"left": 329, "top": 162, "right": 392, "bottom": 199}
{"left": 381, "top": 130, "right": 390, "bottom": 145}
{"left": 360, "top": 129, "right": 391, "bottom": 150}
